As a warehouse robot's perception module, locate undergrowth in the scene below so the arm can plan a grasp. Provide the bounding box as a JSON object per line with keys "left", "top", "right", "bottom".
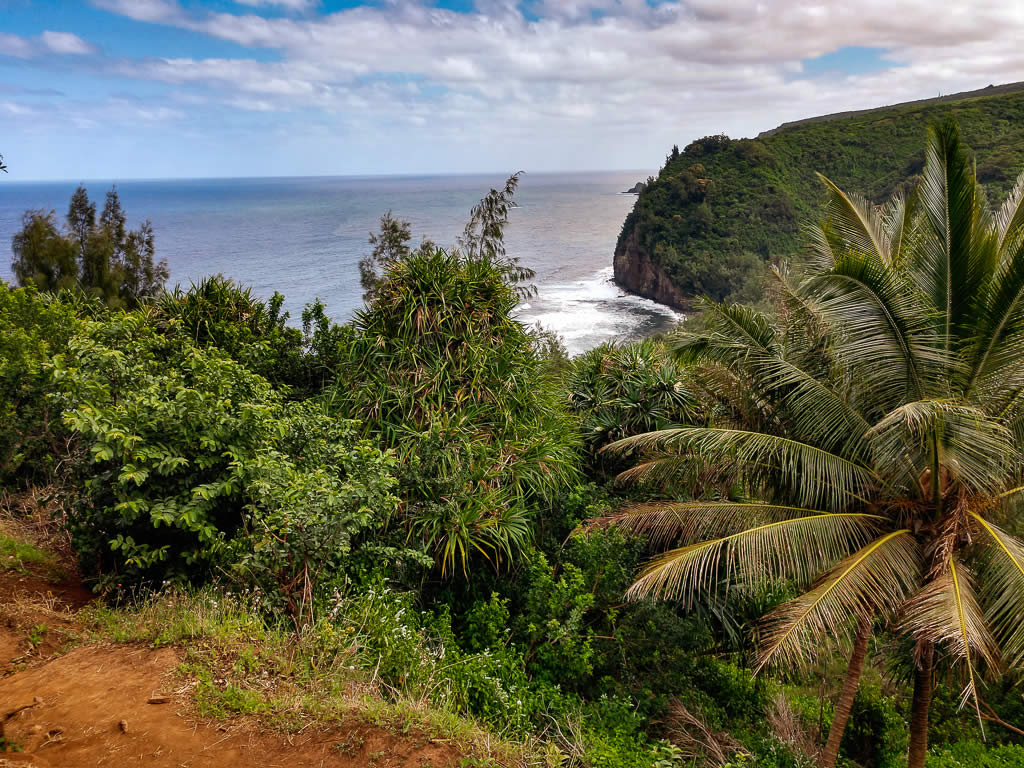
{"left": 0, "top": 532, "right": 64, "bottom": 581}
{"left": 85, "top": 587, "right": 538, "bottom": 766}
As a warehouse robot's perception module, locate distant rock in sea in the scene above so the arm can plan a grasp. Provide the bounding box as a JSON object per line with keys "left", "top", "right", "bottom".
{"left": 623, "top": 181, "right": 646, "bottom": 194}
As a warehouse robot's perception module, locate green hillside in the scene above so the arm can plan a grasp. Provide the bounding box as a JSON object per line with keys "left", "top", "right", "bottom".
{"left": 616, "top": 83, "right": 1024, "bottom": 305}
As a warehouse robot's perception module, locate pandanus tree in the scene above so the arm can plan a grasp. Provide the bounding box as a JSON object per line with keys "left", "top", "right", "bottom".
{"left": 567, "top": 339, "right": 699, "bottom": 468}
{"left": 337, "top": 174, "right": 576, "bottom": 576}
{"left": 590, "top": 120, "right": 1024, "bottom": 768}
{"left": 340, "top": 247, "right": 578, "bottom": 575}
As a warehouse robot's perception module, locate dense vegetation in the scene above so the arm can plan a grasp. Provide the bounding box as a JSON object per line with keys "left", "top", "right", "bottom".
{"left": 4, "top": 130, "right": 1024, "bottom": 767}
{"left": 618, "top": 85, "right": 1024, "bottom": 303}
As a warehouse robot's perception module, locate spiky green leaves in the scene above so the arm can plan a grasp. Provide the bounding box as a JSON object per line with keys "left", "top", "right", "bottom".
{"left": 338, "top": 247, "right": 578, "bottom": 576}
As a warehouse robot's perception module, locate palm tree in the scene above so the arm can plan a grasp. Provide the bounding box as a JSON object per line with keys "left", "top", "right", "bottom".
{"left": 591, "top": 120, "right": 1024, "bottom": 768}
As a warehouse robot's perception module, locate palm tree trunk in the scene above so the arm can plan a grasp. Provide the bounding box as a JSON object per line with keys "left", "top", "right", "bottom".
{"left": 818, "top": 616, "right": 871, "bottom": 768}
{"left": 907, "top": 642, "right": 934, "bottom": 768}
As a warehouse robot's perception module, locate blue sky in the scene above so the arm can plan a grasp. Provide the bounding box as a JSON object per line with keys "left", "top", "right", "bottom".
{"left": 1, "top": 0, "right": 1019, "bottom": 180}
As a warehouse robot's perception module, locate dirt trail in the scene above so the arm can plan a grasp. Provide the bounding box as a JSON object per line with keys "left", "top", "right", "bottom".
{"left": 0, "top": 573, "right": 463, "bottom": 768}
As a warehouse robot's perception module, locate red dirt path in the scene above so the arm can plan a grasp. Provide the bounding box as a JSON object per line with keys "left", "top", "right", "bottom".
{"left": 0, "top": 571, "right": 464, "bottom": 768}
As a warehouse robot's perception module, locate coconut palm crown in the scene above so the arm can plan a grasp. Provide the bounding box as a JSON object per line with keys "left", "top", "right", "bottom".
{"left": 591, "top": 120, "right": 1024, "bottom": 768}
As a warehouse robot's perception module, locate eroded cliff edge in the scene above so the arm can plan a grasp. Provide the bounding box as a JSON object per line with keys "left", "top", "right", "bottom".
{"left": 612, "top": 226, "right": 689, "bottom": 312}
{"left": 611, "top": 82, "right": 1024, "bottom": 312}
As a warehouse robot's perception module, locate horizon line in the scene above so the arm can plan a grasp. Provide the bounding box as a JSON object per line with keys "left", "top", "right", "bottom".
{"left": 0, "top": 167, "right": 656, "bottom": 185}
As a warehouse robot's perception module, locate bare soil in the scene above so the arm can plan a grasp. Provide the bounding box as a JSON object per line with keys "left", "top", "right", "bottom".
{"left": 0, "top": 569, "right": 464, "bottom": 767}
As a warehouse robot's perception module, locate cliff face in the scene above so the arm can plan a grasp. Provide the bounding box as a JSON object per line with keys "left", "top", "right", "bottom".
{"left": 612, "top": 227, "right": 690, "bottom": 311}
{"left": 611, "top": 83, "right": 1024, "bottom": 310}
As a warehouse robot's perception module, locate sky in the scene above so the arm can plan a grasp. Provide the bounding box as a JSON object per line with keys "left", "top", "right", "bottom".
{"left": 2, "top": 0, "right": 1023, "bottom": 180}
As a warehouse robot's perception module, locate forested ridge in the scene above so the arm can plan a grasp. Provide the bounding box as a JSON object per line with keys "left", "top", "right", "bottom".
{"left": 4, "top": 123, "right": 1024, "bottom": 767}
{"left": 615, "top": 83, "right": 1024, "bottom": 307}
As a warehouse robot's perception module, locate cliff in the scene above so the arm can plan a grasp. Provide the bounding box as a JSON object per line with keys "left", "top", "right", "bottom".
{"left": 613, "top": 226, "right": 689, "bottom": 310}
{"left": 614, "top": 82, "right": 1024, "bottom": 307}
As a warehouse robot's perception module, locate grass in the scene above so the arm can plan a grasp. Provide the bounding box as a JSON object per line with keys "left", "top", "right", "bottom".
{"left": 0, "top": 488, "right": 75, "bottom": 583}
{"left": 0, "top": 532, "right": 65, "bottom": 582}
{"left": 84, "top": 588, "right": 536, "bottom": 766}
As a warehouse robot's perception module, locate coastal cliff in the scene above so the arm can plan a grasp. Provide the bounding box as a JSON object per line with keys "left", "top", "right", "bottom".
{"left": 612, "top": 82, "right": 1024, "bottom": 307}
{"left": 612, "top": 226, "right": 689, "bottom": 311}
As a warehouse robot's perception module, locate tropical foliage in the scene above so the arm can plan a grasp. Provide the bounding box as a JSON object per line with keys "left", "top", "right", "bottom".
{"left": 0, "top": 282, "right": 79, "bottom": 486}
{"left": 596, "top": 119, "right": 1024, "bottom": 767}
{"left": 336, "top": 244, "right": 578, "bottom": 574}
{"left": 567, "top": 339, "right": 699, "bottom": 474}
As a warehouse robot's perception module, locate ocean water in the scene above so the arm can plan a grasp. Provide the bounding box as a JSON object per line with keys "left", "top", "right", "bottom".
{"left": 0, "top": 171, "right": 679, "bottom": 355}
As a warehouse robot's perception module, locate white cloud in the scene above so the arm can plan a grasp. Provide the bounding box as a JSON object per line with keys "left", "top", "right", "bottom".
{"left": 234, "top": 0, "right": 319, "bottom": 11}
{"left": 25, "top": 0, "right": 1024, "bottom": 173}
{"left": 0, "top": 101, "right": 39, "bottom": 116}
{"left": 90, "top": 0, "right": 185, "bottom": 24}
{"left": 41, "top": 31, "right": 99, "bottom": 55}
{"left": 0, "top": 33, "right": 38, "bottom": 59}
{"left": 0, "top": 31, "right": 99, "bottom": 59}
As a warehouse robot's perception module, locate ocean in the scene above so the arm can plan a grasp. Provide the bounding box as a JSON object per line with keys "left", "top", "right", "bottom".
{"left": 0, "top": 171, "right": 679, "bottom": 355}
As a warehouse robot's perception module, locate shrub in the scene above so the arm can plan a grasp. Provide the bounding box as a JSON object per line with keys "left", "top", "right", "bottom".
{"left": 0, "top": 281, "right": 79, "bottom": 486}
{"left": 840, "top": 685, "right": 908, "bottom": 768}
{"left": 53, "top": 314, "right": 397, "bottom": 594}
{"left": 152, "top": 275, "right": 320, "bottom": 391}
{"left": 510, "top": 550, "right": 595, "bottom": 687}
{"left": 927, "top": 741, "right": 1024, "bottom": 768}
{"left": 229, "top": 408, "right": 400, "bottom": 625}
{"left": 566, "top": 339, "right": 697, "bottom": 473}
{"left": 336, "top": 247, "right": 579, "bottom": 574}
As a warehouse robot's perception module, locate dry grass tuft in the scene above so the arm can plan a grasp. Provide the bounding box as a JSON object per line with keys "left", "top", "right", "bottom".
{"left": 766, "top": 692, "right": 819, "bottom": 761}
{"left": 666, "top": 699, "right": 747, "bottom": 767}
{"left": 0, "top": 486, "right": 78, "bottom": 579}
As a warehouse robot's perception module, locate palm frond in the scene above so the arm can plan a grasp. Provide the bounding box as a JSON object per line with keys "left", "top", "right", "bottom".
{"left": 965, "top": 234, "right": 1024, "bottom": 404}
{"left": 672, "top": 301, "right": 778, "bottom": 370}
{"left": 688, "top": 363, "right": 779, "bottom": 433}
{"left": 866, "top": 400, "right": 1016, "bottom": 496}
{"left": 625, "top": 510, "right": 881, "bottom": 603}
{"left": 756, "top": 530, "right": 921, "bottom": 670}
{"left": 913, "top": 118, "right": 997, "bottom": 356}
{"left": 678, "top": 295, "right": 871, "bottom": 461}
{"left": 614, "top": 455, "right": 709, "bottom": 492}
{"left": 584, "top": 500, "right": 879, "bottom": 549}
{"left": 882, "top": 186, "right": 919, "bottom": 267}
{"left": 995, "top": 169, "right": 1024, "bottom": 253}
{"left": 800, "top": 250, "right": 943, "bottom": 412}
{"left": 816, "top": 172, "right": 890, "bottom": 264}
{"left": 739, "top": 348, "right": 871, "bottom": 460}
{"left": 901, "top": 557, "right": 998, "bottom": 721}
{"left": 805, "top": 220, "right": 844, "bottom": 270}
{"left": 605, "top": 427, "right": 878, "bottom": 510}
{"left": 970, "top": 512, "right": 1024, "bottom": 668}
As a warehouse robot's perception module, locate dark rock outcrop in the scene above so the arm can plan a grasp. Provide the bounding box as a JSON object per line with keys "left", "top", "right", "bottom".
{"left": 624, "top": 181, "right": 647, "bottom": 194}
{"left": 612, "top": 227, "right": 689, "bottom": 311}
